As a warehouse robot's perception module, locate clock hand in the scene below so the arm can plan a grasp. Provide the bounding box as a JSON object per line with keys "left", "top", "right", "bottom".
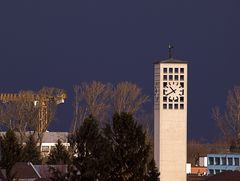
{"left": 165, "top": 90, "right": 174, "bottom": 96}
{"left": 170, "top": 87, "right": 176, "bottom": 93}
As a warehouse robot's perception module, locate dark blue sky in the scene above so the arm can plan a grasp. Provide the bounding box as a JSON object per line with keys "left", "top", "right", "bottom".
{"left": 0, "top": 1, "right": 239, "bottom": 141}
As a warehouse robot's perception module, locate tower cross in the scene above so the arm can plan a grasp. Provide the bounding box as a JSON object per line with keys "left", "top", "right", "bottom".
{"left": 168, "top": 44, "right": 174, "bottom": 59}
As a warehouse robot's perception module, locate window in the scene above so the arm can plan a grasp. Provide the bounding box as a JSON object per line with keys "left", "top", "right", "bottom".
{"left": 209, "top": 169, "right": 214, "bottom": 175}
{"left": 180, "top": 82, "right": 184, "bottom": 88}
{"left": 174, "top": 75, "right": 178, "bottom": 80}
{"left": 215, "top": 157, "right": 220, "bottom": 165}
{"left": 169, "top": 68, "right": 173, "bottom": 73}
{"left": 175, "top": 68, "right": 178, "bottom": 73}
{"left": 163, "top": 104, "right": 167, "bottom": 109}
{"left": 180, "top": 75, "right": 184, "bottom": 81}
{"left": 174, "top": 104, "right": 178, "bottom": 109}
{"left": 163, "top": 82, "right": 167, "bottom": 87}
{"left": 169, "top": 104, "right": 173, "bottom": 109}
{"left": 215, "top": 169, "right": 220, "bottom": 174}
{"left": 180, "top": 97, "right": 184, "bottom": 102}
{"left": 221, "top": 157, "right": 226, "bottom": 165}
{"left": 163, "top": 68, "right": 167, "bottom": 73}
{"left": 163, "top": 97, "right": 167, "bottom": 102}
{"left": 180, "top": 68, "right": 184, "bottom": 73}
{"left": 228, "top": 157, "right": 233, "bottom": 165}
{"left": 234, "top": 158, "right": 239, "bottom": 166}
{"left": 42, "top": 146, "right": 50, "bottom": 152}
{"left": 180, "top": 104, "right": 184, "bottom": 109}
{"left": 163, "top": 75, "right": 167, "bottom": 80}
{"left": 169, "top": 75, "right": 173, "bottom": 80}
{"left": 209, "top": 157, "right": 214, "bottom": 165}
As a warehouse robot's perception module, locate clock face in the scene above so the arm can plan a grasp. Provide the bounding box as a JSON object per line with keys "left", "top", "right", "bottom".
{"left": 163, "top": 82, "right": 183, "bottom": 101}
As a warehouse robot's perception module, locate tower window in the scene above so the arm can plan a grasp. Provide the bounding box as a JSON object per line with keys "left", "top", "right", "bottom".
{"left": 169, "top": 68, "right": 173, "bottom": 73}
{"left": 163, "top": 68, "right": 167, "bottom": 73}
{"left": 163, "top": 104, "right": 167, "bottom": 109}
{"left": 174, "top": 104, "right": 178, "bottom": 109}
{"left": 175, "top": 68, "right": 178, "bottom": 73}
{"left": 163, "top": 82, "right": 167, "bottom": 87}
{"left": 180, "top": 97, "right": 184, "bottom": 102}
{"left": 163, "top": 75, "right": 167, "bottom": 80}
{"left": 163, "top": 97, "right": 167, "bottom": 102}
{"left": 180, "top": 82, "right": 184, "bottom": 88}
{"left": 180, "top": 68, "right": 184, "bottom": 73}
{"left": 180, "top": 104, "right": 184, "bottom": 109}
{"left": 174, "top": 75, "right": 178, "bottom": 80}
{"left": 169, "top": 75, "right": 173, "bottom": 80}
{"left": 169, "top": 104, "right": 173, "bottom": 109}
{"left": 180, "top": 75, "right": 184, "bottom": 81}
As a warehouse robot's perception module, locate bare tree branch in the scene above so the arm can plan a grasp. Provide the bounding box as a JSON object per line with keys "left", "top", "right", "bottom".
{"left": 112, "top": 81, "right": 149, "bottom": 114}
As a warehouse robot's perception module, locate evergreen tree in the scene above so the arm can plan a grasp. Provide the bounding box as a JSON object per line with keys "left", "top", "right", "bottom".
{"left": 104, "top": 112, "right": 150, "bottom": 181}
{"left": 145, "top": 159, "right": 160, "bottom": 181}
{"left": 47, "top": 139, "right": 71, "bottom": 165}
{"left": 51, "top": 115, "right": 108, "bottom": 180}
{"left": 69, "top": 115, "right": 108, "bottom": 180}
{"left": 22, "top": 134, "right": 41, "bottom": 164}
{"left": 0, "top": 130, "right": 23, "bottom": 178}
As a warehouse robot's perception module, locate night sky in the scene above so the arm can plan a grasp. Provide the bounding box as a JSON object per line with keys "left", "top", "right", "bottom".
{"left": 0, "top": 1, "right": 239, "bottom": 141}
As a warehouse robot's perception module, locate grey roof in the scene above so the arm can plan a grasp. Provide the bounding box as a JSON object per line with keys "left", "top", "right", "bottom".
{"left": 42, "top": 132, "right": 68, "bottom": 143}
{"left": 0, "top": 131, "right": 69, "bottom": 143}
{"left": 34, "top": 165, "right": 68, "bottom": 178}
{"left": 11, "top": 162, "right": 41, "bottom": 179}
{"left": 154, "top": 58, "right": 188, "bottom": 64}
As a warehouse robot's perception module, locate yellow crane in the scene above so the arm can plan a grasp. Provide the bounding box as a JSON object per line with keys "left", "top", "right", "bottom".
{"left": 0, "top": 90, "right": 67, "bottom": 132}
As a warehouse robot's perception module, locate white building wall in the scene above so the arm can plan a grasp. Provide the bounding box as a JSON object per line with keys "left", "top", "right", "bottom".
{"left": 154, "top": 62, "right": 187, "bottom": 181}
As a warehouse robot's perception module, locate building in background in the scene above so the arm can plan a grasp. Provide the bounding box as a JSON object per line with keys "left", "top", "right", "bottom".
{"left": 154, "top": 50, "right": 188, "bottom": 181}
{"left": 0, "top": 131, "right": 69, "bottom": 157}
{"left": 207, "top": 153, "right": 240, "bottom": 175}
{"left": 40, "top": 132, "right": 69, "bottom": 156}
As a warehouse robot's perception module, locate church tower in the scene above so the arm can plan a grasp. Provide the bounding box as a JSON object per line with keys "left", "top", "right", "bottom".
{"left": 154, "top": 47, "right": 188, "bottom": 181}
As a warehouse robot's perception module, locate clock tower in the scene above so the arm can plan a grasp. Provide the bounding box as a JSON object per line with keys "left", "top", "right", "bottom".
{"left": 154, "top": 50, "right": 188, "bottom": 181}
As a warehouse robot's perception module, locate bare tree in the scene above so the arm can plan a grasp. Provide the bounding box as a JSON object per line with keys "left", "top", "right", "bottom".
{"left": 71, "top": 81, "right": 112, "bottom": 131}
{"left": 0, "top": 91, "right": 38, "bottom": 142}
{"left": 212, "top": 86, "right": 240, "bottom": 144}
{"left": 0, "top": 87, "right": 66, "bottom": 146}
{"left": 112, "top": 81, "right": 149, "bottom": 114}
{"left": 71, "top": 81, "right": 149, "bottom": 131}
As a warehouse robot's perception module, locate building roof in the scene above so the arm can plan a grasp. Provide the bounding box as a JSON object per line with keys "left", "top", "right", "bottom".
{"left": 0, "top": 131, "right": 69, "bottom": 143}
{"left": 10, "top": 162, "right": 41, "bottom": 179}
{"left": 191, "top": 166, "right": 208, "bottom": 175}
{"left": 34, "top": 165, "right": 68, "bottom": 178}
{"left": 154, "top": 58, "right": 188, "bottom": 64}
{"left": 41, "top": 132, "right": 68, "bottom": 143}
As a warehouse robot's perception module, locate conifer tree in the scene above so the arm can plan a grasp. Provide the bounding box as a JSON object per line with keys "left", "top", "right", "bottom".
{"left": 47, "top": 139, "right": 71, "bottom": 165}
{"left": 22, "top": 134, "right": 41, "bottom": 164}
{"left": 145, "top": 159, "right": 160, "bottom": 181}
{"left": 69, "top": 115, "right": 108, "bottom": 180}
{"left": 104, "top": 112, "right": 150, "bottom": 180}
{"left": 51, "top": 115, "right": 108, "bottom": 180}
{"left": 0, "top": 130, "right": 23, "bottom": 178}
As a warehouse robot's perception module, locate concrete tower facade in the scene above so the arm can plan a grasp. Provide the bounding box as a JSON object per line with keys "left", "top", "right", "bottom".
{"left": 154, "top": 58, "right": 188, "bottom": 181}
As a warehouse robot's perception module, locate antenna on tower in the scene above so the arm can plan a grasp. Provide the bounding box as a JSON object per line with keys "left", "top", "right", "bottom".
{"left": 168, "top": 44, "right": 174, "bottom": 59}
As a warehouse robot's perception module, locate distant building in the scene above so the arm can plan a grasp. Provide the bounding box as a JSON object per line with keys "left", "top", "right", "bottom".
{"left": 199, "top": 156, "right": 208, "bottom": 167}
{"left": 40, "top": 132, "right": 69, "bottom": 156}
{"left": 0, "top": 131, "right": 69, "bottom": 157}
{"left": 207, "top": 153, "right": 240, "bottom": 175}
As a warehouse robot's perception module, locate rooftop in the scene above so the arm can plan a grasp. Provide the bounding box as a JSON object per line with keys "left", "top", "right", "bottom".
{"left": 154, "top": 58, "right": 188, "bottom": 64}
